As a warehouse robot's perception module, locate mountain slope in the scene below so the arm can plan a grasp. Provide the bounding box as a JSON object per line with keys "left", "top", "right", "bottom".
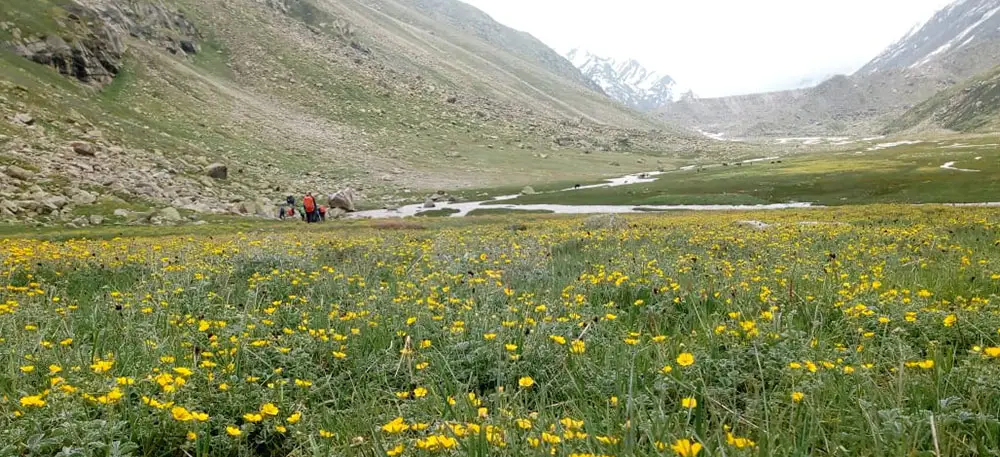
{"left": 859, "top": 0, "right": 1000, "bottom": 76}
{"left": 566, "top": 49, "right": 678, "bottom": 110}
{"left": 405, "top": 0, "right": 605, "bottom": 94}
{"left": 0, "top": 0, "right": 721, "bottom": 224}
{"left": 661, "top": 0, "right": 1000, "bottom": 137}
{"left": 888, "top": 63, "right": 1000, "bottom": 132}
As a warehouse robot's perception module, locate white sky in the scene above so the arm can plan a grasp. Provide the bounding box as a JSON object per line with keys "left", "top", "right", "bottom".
{"left": 461, "top": 0, "right": 955, "bottom": 97}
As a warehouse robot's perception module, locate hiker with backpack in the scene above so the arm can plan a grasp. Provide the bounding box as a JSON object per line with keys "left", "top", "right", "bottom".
{"left": 303, "top": 192, "right": 319, "bottom": 223}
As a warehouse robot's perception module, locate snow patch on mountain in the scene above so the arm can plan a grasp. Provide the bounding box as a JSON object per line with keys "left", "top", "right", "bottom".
{"left": 860, "top": 0, "right": 1000, "bottom": 74}
{"left": 566, "top": 48, "right": 680, "bottom": 110}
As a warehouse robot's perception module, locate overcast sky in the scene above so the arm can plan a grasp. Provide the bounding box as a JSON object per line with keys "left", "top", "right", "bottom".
{"left": 461, "top": 0, "right": 955, "bottom": 97}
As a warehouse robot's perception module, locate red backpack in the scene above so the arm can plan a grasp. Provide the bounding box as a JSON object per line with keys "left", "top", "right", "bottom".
{"left": 303, "top": 195, "right": 316, "bottom": 213}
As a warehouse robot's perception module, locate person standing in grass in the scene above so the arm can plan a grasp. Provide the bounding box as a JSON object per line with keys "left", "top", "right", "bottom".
{"left": 303, "top": 192, "right": 319, "bottom": 223}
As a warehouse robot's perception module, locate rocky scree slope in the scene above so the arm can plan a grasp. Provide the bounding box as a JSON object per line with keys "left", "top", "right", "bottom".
{"left": 566, "top": 49, "right": 678, "bottom": 111}
{"left": 0, "top": 0, "right": 722, "bottom": 226}
{"left": 660, "top": 0, "right": 1000, "bottom": 137}
{"left": 888, "top": 63, "right": 1000, "bottom": 133}
{"left": 858, "top": 0, "right": 1000, "bottom": 76}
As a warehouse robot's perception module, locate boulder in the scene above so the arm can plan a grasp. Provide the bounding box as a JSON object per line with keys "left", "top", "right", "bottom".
{"left": 158, "top": 207, "right": 182, "bottom": 221}
{"left": 236, "top": 199, "right": 276, "bottom": 218}
{"left": 13, "top": 113, "right": 34, "bottom": 125}
{"left": 0, "top": 200, "right": 23, "bottom": 215}
{"left": 5, "top": 165, "right": 33, "bottom": 181}
{"left": 205, "top": 163, "right": 228, "bottom": 180}
{"left": 254, "top": 199, "right": 277, "bottom": 218}
{"left": 88, "top": 215, "right": 105, "bottom": 225}
{"left": 113, "top": 208, "right": 130, "bottom": 217}
{"left": 234, "top": 201, "right": 256, "bottom": 215}
{"left": 329, "top": 188, "right": 357, "bottom": 212}
{"left": 179, "top": 40, "right": 198, "bottom": 54}
{"left": 131, "top": 211, "right": 156, "bottom": 224}
{"left": 40, "top": 195, "right": 69, "bottom": 212}
{"left": 71, "top": 141, "right": 96, "bottom": 157}
{"left": 521, "top": 186, "right": 536, "bottom": 195}
{"left": 423, "top": 198, "right": 436, "bottom": 208}
{"left": 72, "top": 191, "right": 97, "bottom": 206}
{"left": 181, "top": 202, "right": 212, "bottom": 214}
{"left": 328, "top": 208, "right": 347, "bottom": 219}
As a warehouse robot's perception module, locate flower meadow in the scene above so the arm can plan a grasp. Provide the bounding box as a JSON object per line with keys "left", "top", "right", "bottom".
{"left": 2, "top": 207, "right": 1000, "bottom": 457}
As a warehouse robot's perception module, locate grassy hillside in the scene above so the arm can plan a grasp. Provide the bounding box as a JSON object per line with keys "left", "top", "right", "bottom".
{"left": 888, "top": 64, "right": 1000, "bottom": 133}
{"left": 0, "top": 0, "right": 734, "bottom": 225}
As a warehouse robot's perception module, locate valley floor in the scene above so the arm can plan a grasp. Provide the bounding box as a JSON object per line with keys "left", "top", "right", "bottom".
{"left": 471, "top": 136, "right": 1000, "bottom": 208}
{"left": 2, "top": 206, "right": 1000, "bottom": 456}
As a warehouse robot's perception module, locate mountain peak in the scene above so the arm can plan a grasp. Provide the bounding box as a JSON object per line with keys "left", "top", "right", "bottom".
{"left": 566, "top": 49, "right": 679, "bottom": 110}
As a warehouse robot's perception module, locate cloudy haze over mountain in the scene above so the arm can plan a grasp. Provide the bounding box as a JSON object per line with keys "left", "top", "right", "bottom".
{"left": 461, "top": 0, "right": 954, "bottom": 97}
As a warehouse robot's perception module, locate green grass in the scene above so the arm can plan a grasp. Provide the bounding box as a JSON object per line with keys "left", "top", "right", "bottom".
{"left": 2, "top": 206, "right": 1000, "bottom": 456}
{"left": 889, "top": 64, "right": 1000, "bottom": 133}
{"left": 414, "top": 208, "right": 461, "bottom": 217}
{"left": 69, "top": 198, "right": 157, "bottom": 218}
{"left": 0, "top": 0, "right": 75, "bottom": 38}
{"left": 485, "top": 141, "right": 1000, "bottom": 206}
{"left": 466, "top": 208, "right": 554, "bottom": 216}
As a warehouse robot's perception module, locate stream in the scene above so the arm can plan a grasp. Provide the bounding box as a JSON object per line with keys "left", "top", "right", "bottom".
{"left": 349, "top": 168, "right": 817, "bottom": 219}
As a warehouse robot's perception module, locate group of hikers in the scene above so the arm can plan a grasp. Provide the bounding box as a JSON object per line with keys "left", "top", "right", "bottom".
{"left": 278, "top": 192, "right": 328, "bottom": 223}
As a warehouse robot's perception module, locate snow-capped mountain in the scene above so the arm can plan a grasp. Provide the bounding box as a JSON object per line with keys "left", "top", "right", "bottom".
{"left": 858, "top": 0, "right": 1000, "bottom": 75}
{"left": 565, "top": 49, "right": 679, "bottom": 110}
{"left": 660, "top": 0, "right": 1000, "bottom": 137}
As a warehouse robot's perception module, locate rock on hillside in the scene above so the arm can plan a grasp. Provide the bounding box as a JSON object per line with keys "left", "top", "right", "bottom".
{"left": 10, "top": 0, "right": 200, "bottom": 86}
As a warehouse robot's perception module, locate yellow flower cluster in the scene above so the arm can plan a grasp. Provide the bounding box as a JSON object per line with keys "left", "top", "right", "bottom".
{"left": 2, "top": 206, "right": 1000, "bottom": 455}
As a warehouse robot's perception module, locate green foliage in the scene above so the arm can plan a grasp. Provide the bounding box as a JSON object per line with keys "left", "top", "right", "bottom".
{"left": 0, "top": 0, "right": 75, "bottom": 38}
{"left": 488, "top": 142, "right": 1000, "bottom": 206}
{"left": 414, "top": 208, "right": 461, "bottom": 217}
{"left": 2, "top": 207, "right": 1000, "bottom": 456}
{"left": 466, "top": 208, "right": 554, "bottom": 217}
